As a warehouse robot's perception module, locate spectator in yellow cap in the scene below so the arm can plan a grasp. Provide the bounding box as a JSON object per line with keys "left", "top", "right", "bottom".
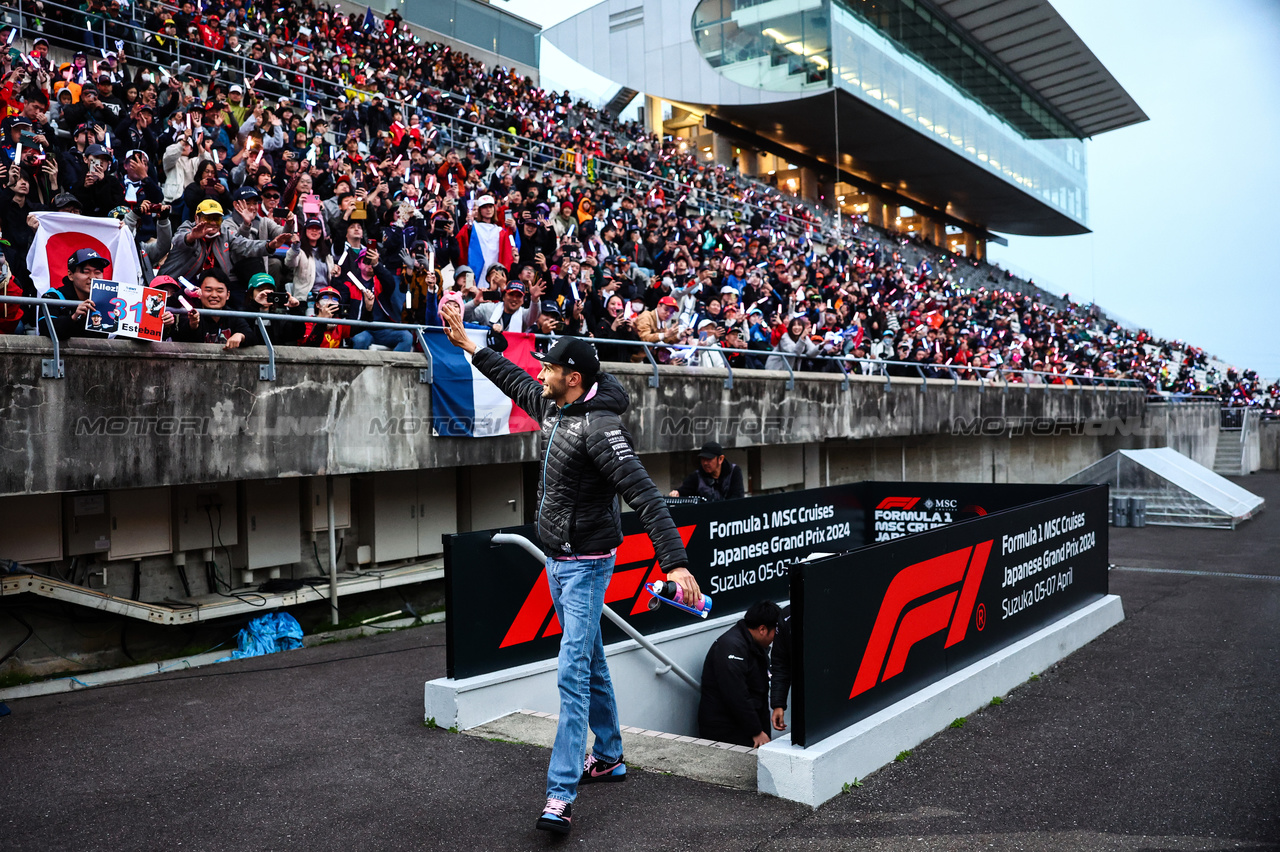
{"left": 160, "top": 200, "right": 295, "bottom": 304}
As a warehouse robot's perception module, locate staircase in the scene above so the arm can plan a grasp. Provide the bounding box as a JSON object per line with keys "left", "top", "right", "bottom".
{"left": 1213, "top": 410, "right": 1246, "bottom": 476}
{"left": 603, "top": 86, "right": 640, "bottom": 119}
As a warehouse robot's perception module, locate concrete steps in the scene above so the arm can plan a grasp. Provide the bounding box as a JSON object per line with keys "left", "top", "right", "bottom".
{"left": 464, "top": 710, "right": 758, "bottom": 791}
{"left": 1214, "top": 432, "right": 1244, "bottom": 476}
{"left": 603, "top": 86, "right": 639, "bottom": 118}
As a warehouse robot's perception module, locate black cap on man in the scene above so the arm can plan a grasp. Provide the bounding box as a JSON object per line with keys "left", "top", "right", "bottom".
{"left": 534, "top": 336, "right": 600, "bottom": 388}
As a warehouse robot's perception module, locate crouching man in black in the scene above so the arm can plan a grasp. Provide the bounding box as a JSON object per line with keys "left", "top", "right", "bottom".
{"left": 697, "top": 600, "right": 780, "bottom": 748}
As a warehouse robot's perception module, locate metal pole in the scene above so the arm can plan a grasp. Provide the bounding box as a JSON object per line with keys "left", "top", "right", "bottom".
{"left": 255, "top": 316, "right": 276, "bottom": 380}
{"left": 327, "top": 475, "right": 339, "bottom": 625}
{"left": 833, "top": 89, "right": 840, "bottom": 236}
{"left": 642, "top": 341, "right": 660, "bottom": 388}
{"left": 598, "top": 606, "right": 700, "bottom": 690}
{"left": 40, "top": 303, "right": 64, "bottom": 379}
{"left": 491, "top": 533, "right": 700, "bottom": 690}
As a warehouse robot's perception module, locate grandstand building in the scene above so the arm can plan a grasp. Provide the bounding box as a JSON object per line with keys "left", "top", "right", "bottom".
{"left": 545, "top": 0, "right": 1147, "bottom": 256}
{"left": 395, "top": 0, "right": 542, "bottom": 79}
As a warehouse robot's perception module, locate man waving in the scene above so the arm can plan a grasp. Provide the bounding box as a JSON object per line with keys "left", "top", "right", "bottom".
{"left": 441, "top": 302, "right": 700, "bottom": 837}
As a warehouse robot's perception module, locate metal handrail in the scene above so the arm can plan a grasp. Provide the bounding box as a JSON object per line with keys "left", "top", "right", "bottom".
{"left": 2, "top": 294, "right": 1147, "bottom": 390}
{"left": 1147, "top": 394, "right": 1219, "bottom": 403}
{"left": 254, "top": 315, "right": 275, "bottom": 381}
{"left": 490, "top": 532, "right": 700, "bottom": 690}
{"left": 38, "top": 301, "right": 63, "bottom": 378}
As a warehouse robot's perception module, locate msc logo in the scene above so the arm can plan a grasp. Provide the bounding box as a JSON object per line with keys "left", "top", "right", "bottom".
{"left": 849, "top": 540, "right": 993, "bottom": 698}
{"left": 499, "top": 525, "right": 697, "bottom": 648}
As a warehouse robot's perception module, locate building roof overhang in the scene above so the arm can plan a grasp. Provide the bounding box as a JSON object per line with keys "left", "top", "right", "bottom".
{"left": 926, "top": 0, "right": 1146, "bottom": 137}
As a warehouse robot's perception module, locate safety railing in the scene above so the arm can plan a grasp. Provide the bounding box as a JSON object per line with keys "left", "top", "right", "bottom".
{"left": 1147, "top": 394, "right": 1218, "bottom": 404}
{"left": 0, "top": 295, "right": 1147, "bottom": 394}
{"left": 491, "top": 532, "right": 700, "bottom": 689}
{"left": 1220, "top": 407, "right": 1245, "bottom": 429}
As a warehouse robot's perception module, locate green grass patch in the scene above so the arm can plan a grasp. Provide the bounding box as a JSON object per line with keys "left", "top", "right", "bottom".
{"left": 894, "top": 749, "right": 912, "bottom": 763}
{"left": 0, "top": 670, "right": 39, "bottom": 689}
{"left": 949, "top": 717, "right": 965, "bottom": 729}
{"left": 990, "top": 696, "right": 1004, "bottom": 706}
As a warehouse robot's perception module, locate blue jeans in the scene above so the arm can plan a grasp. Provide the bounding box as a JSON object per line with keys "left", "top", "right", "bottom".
{"left": 545, "top": 554, "right": 623, "bottom": 803}
{"left": 351, "top": 328, "right": 413, "bottom": 351}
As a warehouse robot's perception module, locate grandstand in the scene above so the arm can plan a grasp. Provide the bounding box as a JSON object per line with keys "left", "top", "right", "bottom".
{"left": 0, "top": 0, "right": 1271, "bottom": 403}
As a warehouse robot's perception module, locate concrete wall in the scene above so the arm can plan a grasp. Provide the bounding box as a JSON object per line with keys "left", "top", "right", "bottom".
{"left": 1, "top": 338, "right": 1221, "bottom": 681}
{"left": 1245, "top": 411, "right": 1263, "bottom": 475}
{"left": 815, "top": 402, "right": 1217, "bottom": 486}
{"left": 425, "top": 610, "right": 735, "bottom": 736}
{"left": 1136, "top": 402, "right": 1220, "bottom": 469}
{"left": 1260, "top": 420, "right": 1280, "bottom": 471}
{"left": 0, "top": 336, "right": 1147, "bottom": 496}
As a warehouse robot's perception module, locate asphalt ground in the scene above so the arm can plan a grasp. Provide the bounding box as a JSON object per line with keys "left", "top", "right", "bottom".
{"left": 3, "top": 476, "right": 1278, "bottom": 851}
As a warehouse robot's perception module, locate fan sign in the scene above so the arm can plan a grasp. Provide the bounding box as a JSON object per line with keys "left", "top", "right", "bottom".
{"left": 86, "top": 279, "right": 166, "bottom": 341}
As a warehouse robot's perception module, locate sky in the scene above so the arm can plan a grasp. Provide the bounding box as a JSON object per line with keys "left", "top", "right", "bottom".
{"left": 493, "top": 0, "right": 1280, "bottom": 378}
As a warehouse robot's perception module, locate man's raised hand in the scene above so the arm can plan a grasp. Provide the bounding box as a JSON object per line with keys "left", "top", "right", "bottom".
{"left": 441, "top": 302, "right": 475, "bottom": 353}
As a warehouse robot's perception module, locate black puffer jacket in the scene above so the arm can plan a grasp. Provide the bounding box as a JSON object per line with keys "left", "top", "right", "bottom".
{"left": 472, "top": 347, "right": 688, "bottom": 570}
{"left": 769, "top": 605, "right": 792, "bottom": 711}
{"left": 698, "top": 620, "right": 771, "bottom": 746}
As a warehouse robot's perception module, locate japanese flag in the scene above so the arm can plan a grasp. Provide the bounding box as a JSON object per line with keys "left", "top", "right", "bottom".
{"left": 26, "top": 212, "right": 143, "bottom": 295}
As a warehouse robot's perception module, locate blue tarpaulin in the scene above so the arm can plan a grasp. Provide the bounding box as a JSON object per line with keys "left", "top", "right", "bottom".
{"left": 218, "top": 613, "right": 304, "bottom": 661}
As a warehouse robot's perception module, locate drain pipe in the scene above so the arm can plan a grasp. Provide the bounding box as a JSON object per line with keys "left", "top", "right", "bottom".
{"left": 490, "top": 533, "right": 701, "bottom": 690}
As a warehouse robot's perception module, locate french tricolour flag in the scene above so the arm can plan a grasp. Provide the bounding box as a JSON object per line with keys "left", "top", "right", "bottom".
{"left": 422, "top": 327, "right": 542, "bottom": 437}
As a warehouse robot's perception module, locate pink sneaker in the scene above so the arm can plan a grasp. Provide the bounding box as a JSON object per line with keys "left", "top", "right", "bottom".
{"left": 581, "top": 753, "right": 628, "bottom": 784}
{"left": 536, "top": 797, "right": 572, "bottom": 835}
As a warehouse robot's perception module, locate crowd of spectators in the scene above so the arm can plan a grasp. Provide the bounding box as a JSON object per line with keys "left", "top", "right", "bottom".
{"left": 0, "top": 2, "right": 1274, "bottom": 410}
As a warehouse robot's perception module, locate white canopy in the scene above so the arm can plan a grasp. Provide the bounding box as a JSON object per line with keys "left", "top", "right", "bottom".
{"left": 1062, "top": 447, "right": 1264, "bottom": 529}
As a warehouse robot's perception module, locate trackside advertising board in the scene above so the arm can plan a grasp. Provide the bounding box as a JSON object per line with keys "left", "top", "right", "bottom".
{"left": 863, "top": 482, "right": 1082, "bottom": 543}
{"left": 445, "top": 485, "right": 864, "bottom": 679}
{"left": 791, "top": 484, "right": 1109, "bottom": 746}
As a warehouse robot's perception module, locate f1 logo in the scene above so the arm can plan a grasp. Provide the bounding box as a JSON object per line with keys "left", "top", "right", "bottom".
{"left": 876, "top": 496, "right": 920, "bottom": 511}
{"left": 498, "top": 525, "right": 697, "bottom": 648}
{"left": 849, "top": 540, "right": 992, "bottom": 698}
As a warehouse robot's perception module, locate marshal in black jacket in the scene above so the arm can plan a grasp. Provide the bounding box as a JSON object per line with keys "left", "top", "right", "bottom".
{"left": 698, "top": 620, "right": 771, "bottom": 746}
{"left": 471, "top": 347, "right": 688, "bottom": 570}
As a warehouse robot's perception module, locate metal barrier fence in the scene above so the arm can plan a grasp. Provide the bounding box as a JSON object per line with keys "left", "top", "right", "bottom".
{"left": 0, "top": 295, "right": 1146, "bottom": 395}
{"left": 1146, "top": 395, "right": 1272, "bottom": 414}
{"left": 1146, "top": 394, "right": 1218, "bottom": 405}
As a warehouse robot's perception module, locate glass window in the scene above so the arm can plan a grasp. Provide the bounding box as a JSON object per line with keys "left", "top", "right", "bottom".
{"left": 828, "top": 4, "right": 1087, "bottom": 224}
{"left": 454, "top": 2, "right": 496, "bottom": 54}
{"left": 408, "top": 0, "right": 456, "bottom": 34}
{"left": 498, "top": 18, "right": 537, "bottom": 67}
{"left": 692, "top": 0, "right": 831, "bottom": 92}
{"left": 834, "top": 0, "right": 1077, "bottom": 140}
